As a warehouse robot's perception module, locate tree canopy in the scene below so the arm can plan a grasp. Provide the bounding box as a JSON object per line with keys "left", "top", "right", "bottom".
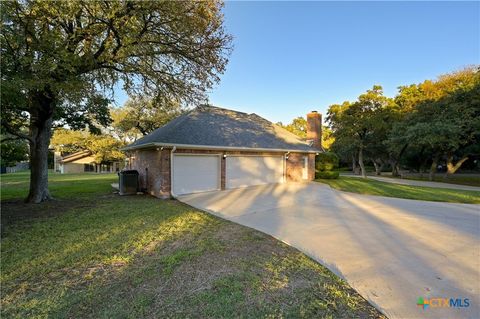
{"left": 112, "top": 95, "right": 185, "bottom": 138}
{"left": 277, "top": 117, "right": 333, "bottom": 150}
{"left": 1, "top": 137, "right": 29, "bottom": 167}
{"left": 51, "top": 129, "right": 125, "bottom": 163}
{"left": 326, "top": 67, "right": 480, "bottom": 179}
{"left": 327, "top": 86, "right": 395, "bottom": 177}
{"left": 1, "top": 0, "right": 232, "bottom": 202}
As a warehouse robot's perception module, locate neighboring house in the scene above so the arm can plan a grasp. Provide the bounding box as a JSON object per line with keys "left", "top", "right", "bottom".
{"left": 58, "top": 150, "right": 123, "bottom": 174}
{"left": 123, "top": 105, "right": 322, "bottom": 198}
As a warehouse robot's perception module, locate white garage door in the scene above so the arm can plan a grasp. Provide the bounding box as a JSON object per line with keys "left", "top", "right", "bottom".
{"left": 172, "top": 154, "right": 220, "bottom": 195}
{"left": 226, "top": 156, "right": 284, "bottom": 189}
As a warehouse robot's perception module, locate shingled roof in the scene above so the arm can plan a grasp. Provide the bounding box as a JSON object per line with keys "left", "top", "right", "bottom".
{"left": 61, "top": 150, "right": 92, "bottom": 163}
{"left": 123, "top": 106, "right": 319, "bottom": 153}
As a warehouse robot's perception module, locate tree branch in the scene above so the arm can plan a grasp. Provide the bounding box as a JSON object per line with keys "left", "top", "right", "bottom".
{"left": 1, "top": 136, "right": 24, "bottom": 143}
{"left": 1, "top": 122, "right": 34, "bottom": 144}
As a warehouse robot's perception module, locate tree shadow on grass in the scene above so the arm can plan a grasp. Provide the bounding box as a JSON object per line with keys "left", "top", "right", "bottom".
{"left": 1, "top": 195, "right": 218, "bottom": 318}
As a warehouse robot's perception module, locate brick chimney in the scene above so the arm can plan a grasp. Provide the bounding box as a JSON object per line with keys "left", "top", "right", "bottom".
{"left": 306, "top": 111, "right": 322, "bottom": 149}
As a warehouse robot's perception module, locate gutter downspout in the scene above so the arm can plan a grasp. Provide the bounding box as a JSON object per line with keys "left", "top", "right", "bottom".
{"left": 284, "top": 152, "right": 290, "bottom": 183}
{"left": 170, "top": 146, "right": 177, "bottom": 198}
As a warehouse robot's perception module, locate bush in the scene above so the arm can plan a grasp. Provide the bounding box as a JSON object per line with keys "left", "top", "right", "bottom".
{"left": 315, "top": 152, "right": 339, "bottom": 172}
{"left": 316, "top": 171, "right": 339, "bottom": 179}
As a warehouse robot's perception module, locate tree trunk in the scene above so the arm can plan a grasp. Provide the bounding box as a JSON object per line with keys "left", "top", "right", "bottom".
{"left": 26, "top": 89, "right": 55, "bottom": 203}
{"left": 391, "top": 143, "right": 408, "bottom": 177}
{"left": 428, "top": 154, "right": 439, "bottom": 182}
{"left": 373, "top": 160, "right": 384, "bottom": 176}
{"left": 444, "top": 154, "right": 469, "bottom": 179}
{"left": 419, "top": 152, "right": 429, "bottom": 179}
{"left": 352, "top": 155, "right": 360, "bottom": 175}
{"left": 390, "top": 159, "right": 398, "bottom": 176}
{"left": 417, "top": 146, "right": 425, "bottom": 174}
{"left": 358, "top": 147, "right": 366, "bottom": 178}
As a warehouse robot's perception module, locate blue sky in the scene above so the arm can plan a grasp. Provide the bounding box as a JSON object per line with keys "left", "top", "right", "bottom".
{"left": 115, "top": 1, "right": 479, "bottom": 124}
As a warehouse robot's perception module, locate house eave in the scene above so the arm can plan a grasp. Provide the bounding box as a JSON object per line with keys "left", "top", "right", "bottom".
{"left": 121, "top": 142, "right": 320, "bottom": 154}
{"left": 60, "top": 150, "right": 93, "bottom": 163}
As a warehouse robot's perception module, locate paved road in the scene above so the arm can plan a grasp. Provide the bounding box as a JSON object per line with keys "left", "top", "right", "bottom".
{"left": 342, "top": 174, "right": 480, "bottom": 192}
{"left": 178, "top": 182, "right": 480, "bottom": 319}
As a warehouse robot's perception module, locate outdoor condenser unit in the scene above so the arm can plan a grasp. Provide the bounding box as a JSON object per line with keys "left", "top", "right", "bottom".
{"left": 118, "top": 170, "right": 139, "bottom": 195}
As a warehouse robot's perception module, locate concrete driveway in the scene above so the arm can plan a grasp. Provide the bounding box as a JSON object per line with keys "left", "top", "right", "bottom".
{"left": 178, "top": 182, "right": 480, "bottom": 319}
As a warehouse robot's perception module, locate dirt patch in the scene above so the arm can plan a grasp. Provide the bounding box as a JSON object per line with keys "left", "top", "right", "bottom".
{"left": 0, "top": 192, "right": 148, "bottom": 227}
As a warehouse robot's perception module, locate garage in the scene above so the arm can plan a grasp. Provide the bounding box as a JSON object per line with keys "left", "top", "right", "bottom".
{"left": 226, "top": 155, "right": 284, "bottom": 189}
{"left": 172, "top": 154, "right": 220, "bottom": 195}
{"left": 125, "top": 106, "right": 321, "bottom": 198}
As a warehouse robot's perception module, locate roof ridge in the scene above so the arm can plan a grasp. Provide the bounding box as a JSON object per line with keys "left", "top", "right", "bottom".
{"left": 198, "top": 104, "right": 251, "bottom": 116}
{"left": 198, "top": 105, "right": 276, "bottom": 124}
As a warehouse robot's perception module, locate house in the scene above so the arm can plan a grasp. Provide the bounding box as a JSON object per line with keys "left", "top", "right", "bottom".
{"left": 58, "top": 150, "right": 123, "bottom": 174}
{"left": 122, "top": 105, "right": 322, "bottom": 198}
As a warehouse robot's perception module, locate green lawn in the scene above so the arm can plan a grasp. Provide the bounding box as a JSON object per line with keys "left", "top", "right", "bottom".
{"left": 398, "top": 174, "right": 480, "bottom": 187}
{"left": 317, "top": 176, "right": 480, "bottom": 204}
{"left": 1, "top": 172, "right": 382, "bottom": 318}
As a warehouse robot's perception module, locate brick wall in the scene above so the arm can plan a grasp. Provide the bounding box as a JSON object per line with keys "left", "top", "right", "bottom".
{"left": 307, "top": 111, "right": 322, "bottom": 149}
{"left": 285, "top": 153, "right": 316, "bottom": 182}
{"left": 131, "top": 147, "right": 316, "bottom": 198}
{"left": 130, "top": 148, "right": 171, "bottom": 198}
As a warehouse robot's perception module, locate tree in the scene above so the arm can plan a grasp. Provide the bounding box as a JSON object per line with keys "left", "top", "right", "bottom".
{"left": 51, "top": 129, "right": 125, "bottom": 163}
{"left": 85, "top": 135, "right": 125, "bottom": 163}
{"left": 1, "top": 1, "right": 232, "bottom": 202}
{"left": 1, "top": 137, "right": 29, "bottom": 167}
{"left": 109, "top": 106, "right": 141, "bottom": 143}
{"left": 277, "top": 117, "right": 333, "bottom": 149}
{"left": 326, "top": 67, "right": 479, "bottom": 179}
{"left": 282, "top": 117, "right": 308, "bottom": 138}
{"left": 327, "top": 86, "right": 393, "bottom": 178}
{"left": 321, "top": 126, "right": 335, "bottom": 150}
{"left": 113, "top": 95, "right": 185, "bottom": 138}
{"left": 50, "top": 129, "right": 89, "bottom": 154}
{"left": 387, "top": 67, "right": 480, "bottom": 180}
{"left": 365, "top": 103, "right": 400, "bottom": 175}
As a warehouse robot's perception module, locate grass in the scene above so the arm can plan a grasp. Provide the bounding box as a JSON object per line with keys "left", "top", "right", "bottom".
{"left": 397, "top": 174, "right": 480, "bottom": 187}
{"left": 1, "top": 172, "right": 383, "bottom": 318}
{"left": 316, "top": 176, "right": 480, "bottom": 204}
{"left": 1, "top": 170, "right": 116, "bottom": 201}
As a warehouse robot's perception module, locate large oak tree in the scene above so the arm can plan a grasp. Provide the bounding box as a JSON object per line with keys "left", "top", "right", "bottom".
{"left": 114, "top": 95, "right": 185, "bottom": 137}
{"left": 387, "top": 67, "right": 479, "bottom": 180}
{"left": 1, "top": 0, "right": 232, "bottom": 202}
{"left": 327, "top": 86, "right": 394, "bottom": 178}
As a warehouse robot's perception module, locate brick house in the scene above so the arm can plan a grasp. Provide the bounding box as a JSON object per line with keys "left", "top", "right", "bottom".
{"left": 123, "top": 105, "right": 322, "bottom": 198}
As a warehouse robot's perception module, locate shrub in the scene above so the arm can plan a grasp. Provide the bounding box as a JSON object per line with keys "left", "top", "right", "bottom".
{"left": 315, "top": 152, "right": 339, "bottom": 172}
{"left": 316, "top": 171, "right": 339, "bottom": 179}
